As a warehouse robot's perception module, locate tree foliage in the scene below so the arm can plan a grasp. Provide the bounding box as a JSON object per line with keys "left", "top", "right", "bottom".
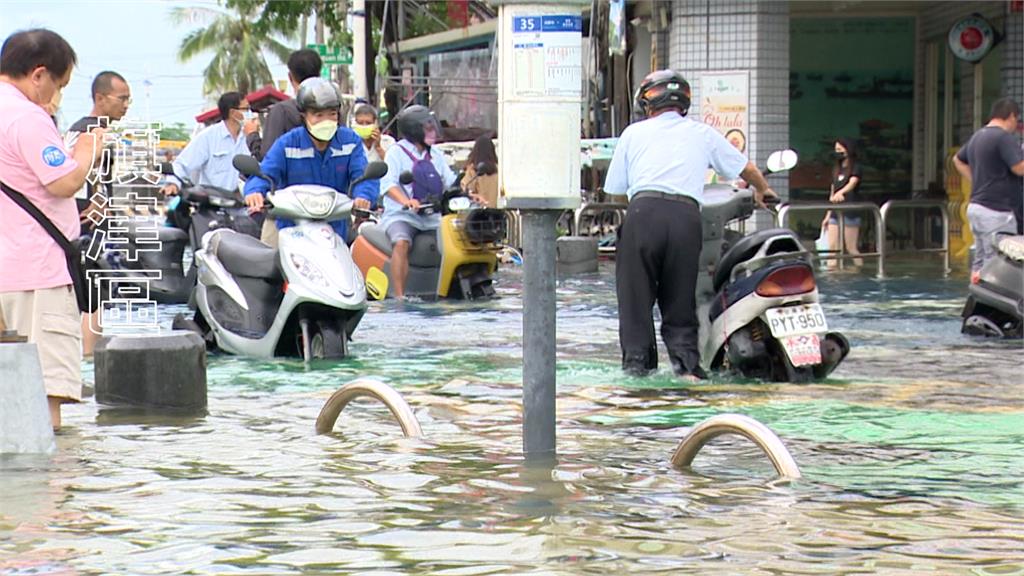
{"left": 225, "top": 0, "right": 351, "bottom": 49}
{"left": 158, "top": 122, "right": 192, "bottom": 142}
{"left": 171, "top": 5, "right": 295, "bottom": 96}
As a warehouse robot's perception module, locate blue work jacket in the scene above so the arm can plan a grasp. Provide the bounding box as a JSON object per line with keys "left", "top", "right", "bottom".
{"left": 243, "top": 125, "right": 379, "bottom": 239}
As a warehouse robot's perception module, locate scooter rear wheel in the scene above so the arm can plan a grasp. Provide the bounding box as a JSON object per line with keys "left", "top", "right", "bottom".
{"left": 766, "top": 338, "right": 814, "bottom": 383}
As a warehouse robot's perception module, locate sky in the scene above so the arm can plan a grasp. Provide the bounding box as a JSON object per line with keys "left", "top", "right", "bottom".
{"left": 0, "top": 0, "right": 297, "bottom": 130}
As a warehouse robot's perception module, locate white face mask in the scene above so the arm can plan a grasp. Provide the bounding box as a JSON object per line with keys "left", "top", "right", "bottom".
{"left": 309, "top": 119, "right": 338, "bottom": 141}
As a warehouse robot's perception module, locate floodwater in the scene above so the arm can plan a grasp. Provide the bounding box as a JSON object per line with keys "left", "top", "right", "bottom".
{"left": 2, "top": 258, "right": 1022, "bottom": 575}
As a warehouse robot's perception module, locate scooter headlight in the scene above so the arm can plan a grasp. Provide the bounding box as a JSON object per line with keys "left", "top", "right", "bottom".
{"left": 289, "top": 253, "right": 330, "bottom": 288}
{"left": 295, "top": 189, "right": 335, "bottom": 218}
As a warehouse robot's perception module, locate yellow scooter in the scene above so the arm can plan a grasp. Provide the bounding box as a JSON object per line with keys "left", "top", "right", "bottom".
{"left": 351, "top": 167, "right": 506, "bottom": 300}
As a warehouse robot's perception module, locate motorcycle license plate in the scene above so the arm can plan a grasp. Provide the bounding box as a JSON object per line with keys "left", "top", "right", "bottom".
{"left": 765, "top": 304, "right": 828, "bottom": 338}
{"left": 779, "top": 333, "right": 822, "bottom": 367}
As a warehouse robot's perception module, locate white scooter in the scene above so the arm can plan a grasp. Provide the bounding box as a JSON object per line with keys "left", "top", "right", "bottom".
{"left": 173, "top": 156, "right": 388, "bottom": 360}
{"left": 698, "top": 150, "right": 850, "bottom": 382}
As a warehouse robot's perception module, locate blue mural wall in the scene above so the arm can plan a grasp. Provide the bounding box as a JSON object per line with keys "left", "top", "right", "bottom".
{"left": 790, "top": 17, "right": 915, "bottom": 200}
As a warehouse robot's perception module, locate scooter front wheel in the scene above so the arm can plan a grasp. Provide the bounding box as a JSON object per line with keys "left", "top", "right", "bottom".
{"left": 306, "top": 319, "right": 349, "bottom": 360}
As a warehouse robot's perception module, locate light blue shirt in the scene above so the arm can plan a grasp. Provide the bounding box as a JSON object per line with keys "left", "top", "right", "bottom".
{"left": 379, "top": 140, "right": 458, "bottom": 232}
{"left": 167, "top": 121, "right": 250, "bottom": 191}
{"left": 604, "top": 111, "right": 748, "bottom": 203}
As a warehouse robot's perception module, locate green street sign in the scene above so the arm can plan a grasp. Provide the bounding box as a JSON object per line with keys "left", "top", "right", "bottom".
{"left": 308, "top": 43, "right": 352, "bottom": 66}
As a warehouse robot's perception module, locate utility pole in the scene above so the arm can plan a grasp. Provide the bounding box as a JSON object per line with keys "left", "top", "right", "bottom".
{"left": 353, "top": 0, "right": 368, "bottom": 100}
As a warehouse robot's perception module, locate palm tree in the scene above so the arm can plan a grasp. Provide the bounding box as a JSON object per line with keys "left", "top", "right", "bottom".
{"left": 171, "top": 6, "right": 295, "bottom": 96}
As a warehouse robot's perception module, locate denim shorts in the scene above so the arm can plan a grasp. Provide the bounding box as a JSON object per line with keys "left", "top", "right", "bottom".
{"left": 828, "top": 214, "right": 862, "bottom": 227}
{"left": 386, "top": 221, "right": 417, "bottom": 244}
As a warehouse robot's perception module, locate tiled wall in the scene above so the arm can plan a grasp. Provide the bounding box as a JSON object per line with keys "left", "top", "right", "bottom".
{"left": 1003, "top": 8, "right": 1024, "bottom": 106}
{"left": 669, "top": 0, "right": 789, "bottom": 226}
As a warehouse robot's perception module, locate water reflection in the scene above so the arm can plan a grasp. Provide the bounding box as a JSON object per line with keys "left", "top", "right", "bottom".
{"left": 2, "top": 263, "right": 1022, "bottom": 573}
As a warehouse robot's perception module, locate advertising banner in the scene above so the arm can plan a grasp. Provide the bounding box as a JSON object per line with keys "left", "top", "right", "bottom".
{"left": 699, "top": 71, "right": 750, "bottom": 154}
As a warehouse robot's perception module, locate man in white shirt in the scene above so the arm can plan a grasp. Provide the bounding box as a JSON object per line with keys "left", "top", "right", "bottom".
{"left": 160, "top": 92, "right": 252, "bottom": 196}
{"left": 604, "top": 70, "right": 776, "bottom": 381}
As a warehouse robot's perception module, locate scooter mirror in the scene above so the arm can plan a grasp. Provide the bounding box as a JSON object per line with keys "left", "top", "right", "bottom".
{"left": 232, "top": 155, "right": 263, "bottom": 177}
{"left": 363, "top": 161, "right": 389, "bottom": 180}
{"left": 399, "top": 171, "right": 414, "bottom": 186}
{"left": 476, "top": 161, "right": 497, "bottom": 176}
{"left": 766, "top": 149, "right": 798, "bottom": 173}
{"left": 448, "top": 196, "right": 472, "bottom": 211}
{"left": 347, "top": 161, "right": 390, "bottom": 197}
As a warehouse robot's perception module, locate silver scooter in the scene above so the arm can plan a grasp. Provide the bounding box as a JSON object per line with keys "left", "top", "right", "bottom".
{"left": 961, "top": 233, "right": 1023, "bottom": 338}
{"left": 697, "top": 150, "right": 850, "bottom": 382}
{"left": 173, "top": 156, "right": 388, "bottom": 360}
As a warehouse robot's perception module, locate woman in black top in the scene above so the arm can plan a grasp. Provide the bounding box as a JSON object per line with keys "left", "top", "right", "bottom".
{"left": 821, "top": 138, "right": 863, "bottom": 268}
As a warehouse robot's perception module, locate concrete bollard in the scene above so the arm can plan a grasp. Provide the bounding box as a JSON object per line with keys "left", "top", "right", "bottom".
{"left": 556, "top": 236, "right": 599, "bottom": 274}
{"left": 0, "top": 337, "right": 56, "bottom": 454}
{"left": 94, "top": 330, "right": 207, "bottom": 412}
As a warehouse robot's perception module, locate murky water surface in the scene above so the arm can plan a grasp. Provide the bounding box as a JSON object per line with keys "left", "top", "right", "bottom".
{"left": 3, "top": 260, "right": 1023, "bottom": 574}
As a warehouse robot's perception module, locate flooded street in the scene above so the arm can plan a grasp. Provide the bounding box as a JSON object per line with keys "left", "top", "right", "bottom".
{"left": 2, "top": 261, "right": 1023, "bottom": 574}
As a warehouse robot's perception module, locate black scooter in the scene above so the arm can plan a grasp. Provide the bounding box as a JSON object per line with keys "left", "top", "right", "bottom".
{"left": 85, "top": 164, "right": 258, "bottom": 304}
{"left": 961, "top": 233, "right": 1023, "bottom": 338}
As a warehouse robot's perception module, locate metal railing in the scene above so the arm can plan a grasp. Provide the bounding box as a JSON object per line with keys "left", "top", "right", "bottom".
{"left": 573, "top": 202, "right": 628, "bottom": 237}
{"left": 879, "top": 199, "right": 950, "bottom": 273}
{"left": 775, "top": 200, "right": 950, "bottom": 277}
{"left": 671, "top": 414, "right": 802, "bottom": 479}
{"left": 776, "top": 202, "right": 885, "bottom": 275}
{"left": 315, "top": 379, "right": 423, "bottom": 438}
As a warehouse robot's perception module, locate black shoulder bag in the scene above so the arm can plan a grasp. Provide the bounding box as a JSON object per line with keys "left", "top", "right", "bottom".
{"left": 0, "top": 180, "right": 98, "bottom": 313}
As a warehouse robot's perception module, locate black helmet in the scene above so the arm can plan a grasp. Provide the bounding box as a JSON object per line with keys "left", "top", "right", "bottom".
{"left": 397, "top": 105, "right": 442, "bottom": 146}
{"left": 296, "top": 77, "right": 341, "bottom": 112}
{"left": 635, "top": 70, "right": 691, "bottom": 116}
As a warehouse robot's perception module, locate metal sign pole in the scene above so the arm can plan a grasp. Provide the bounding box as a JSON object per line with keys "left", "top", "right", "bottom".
{"left": 494, "top": 0, "right": 586, "bottom": 461}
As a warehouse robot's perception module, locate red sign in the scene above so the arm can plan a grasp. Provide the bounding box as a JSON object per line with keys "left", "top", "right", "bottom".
{"left": 447, "top": 0, "right": 470, "bottom": 28}
{"left": 948, "top": 15, "right": 996, "bottom": 62}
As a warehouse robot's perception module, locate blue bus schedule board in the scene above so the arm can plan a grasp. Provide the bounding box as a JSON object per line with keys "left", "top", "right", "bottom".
{"left": 513, "top": 15, "right": 583, "bottom": 33}
{"left": 510, "top": 15, "right": 582, "bottom": 98}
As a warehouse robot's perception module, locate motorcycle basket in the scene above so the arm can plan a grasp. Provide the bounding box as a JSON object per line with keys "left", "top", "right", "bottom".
{"left": 461, "top": 209, "right": 507, "bottom": 244}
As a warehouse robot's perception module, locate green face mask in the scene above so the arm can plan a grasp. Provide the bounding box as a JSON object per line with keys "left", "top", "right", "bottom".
{"left": 308, "top": 119, "right": 338, "bottom": 141}
{"left": 352, "top": 123, "right": 375, "bottom": 139}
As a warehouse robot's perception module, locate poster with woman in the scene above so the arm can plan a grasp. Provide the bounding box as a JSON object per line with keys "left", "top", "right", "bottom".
{"left": 700, "top": 71, "right": 749, "bottom": 182}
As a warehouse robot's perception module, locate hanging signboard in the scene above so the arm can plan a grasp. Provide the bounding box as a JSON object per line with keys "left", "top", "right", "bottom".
{"left": 948, "top": 14, "right": 996, "bottom": 63}
{"left": 699, "top": 71, "right": 750, "bottom": 153}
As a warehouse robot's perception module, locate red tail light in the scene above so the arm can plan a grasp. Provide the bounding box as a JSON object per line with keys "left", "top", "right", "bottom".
{"left": 756, "top": 265, "right": 816, "bottom": 297}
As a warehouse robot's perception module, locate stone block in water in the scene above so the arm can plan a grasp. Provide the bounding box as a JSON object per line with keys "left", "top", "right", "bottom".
{"left": 557, "top": 236, "right": 599, "bottom": 274}
{"left": 94, "top": 331, "right": 207, "bottom": 412}
{"left": 0, "top": 342, "right": 56, "bottom": 454}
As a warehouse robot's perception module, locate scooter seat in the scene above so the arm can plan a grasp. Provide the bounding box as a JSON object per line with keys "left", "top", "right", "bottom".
{"left": 996, "top": 235, "right": 1024, "bottom": 262}
{"left": 361, "top": 224, "right": 393, "bottom": 256}
{"left": 211, "top": 231, "right": 280, "bottom": 279}
{"left": 713, "top": 228, "right": 801, "bottom": 293}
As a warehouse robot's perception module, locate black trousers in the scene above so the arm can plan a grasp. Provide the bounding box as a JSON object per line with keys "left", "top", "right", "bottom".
{"left": 616, "top": 194, "right": 704, "bottom": 376}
